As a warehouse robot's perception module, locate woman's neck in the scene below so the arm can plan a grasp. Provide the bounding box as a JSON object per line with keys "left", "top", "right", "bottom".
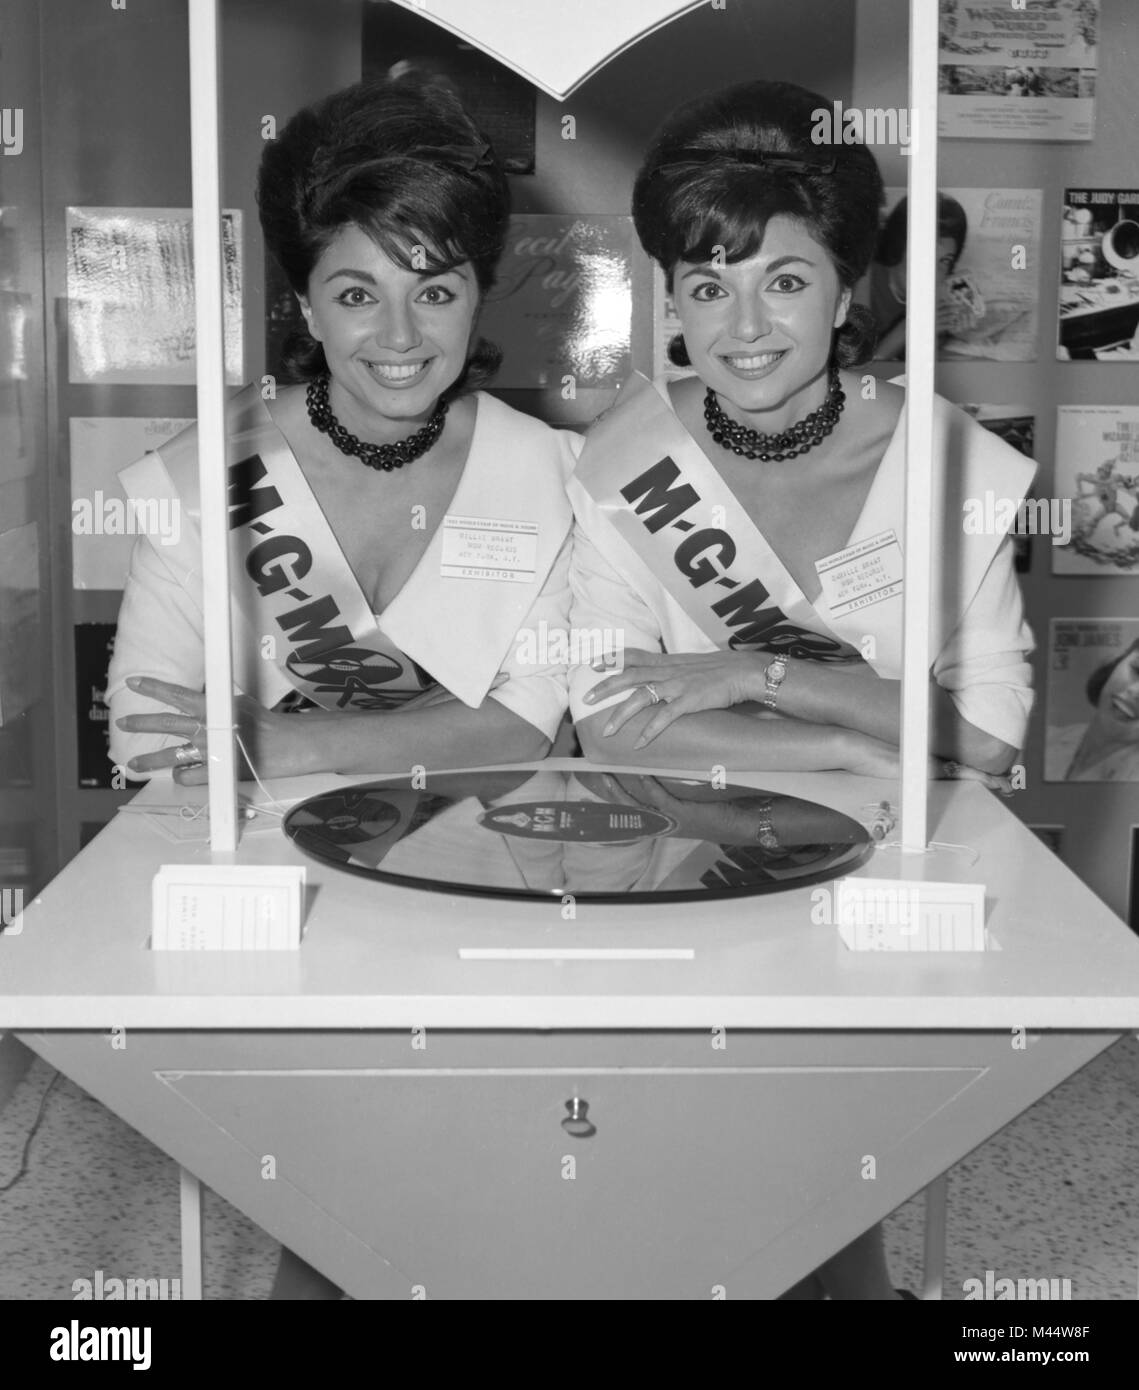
{"left": 714, "top": 363, "right": 833, "bottom": 440}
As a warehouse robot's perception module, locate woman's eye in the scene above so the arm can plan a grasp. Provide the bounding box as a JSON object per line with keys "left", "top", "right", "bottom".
{"left": 690, "top": 282, "right": 727, "bottom": 302}
{"left": 770, "top": 274, "right": 806, "bottom": 293}
{"left": 418, "top": 284, "right": 457, "bottom": 305}
{"left": 335, "top": 287, "right": 374, "bottom": 307}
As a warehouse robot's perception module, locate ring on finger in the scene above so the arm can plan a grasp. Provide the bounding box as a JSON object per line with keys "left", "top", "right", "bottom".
{"left": 644, "top": 682, "right": 662, "bottom": 705}
{"left": 174, "top": 743, "right": 205, "bottom": 767}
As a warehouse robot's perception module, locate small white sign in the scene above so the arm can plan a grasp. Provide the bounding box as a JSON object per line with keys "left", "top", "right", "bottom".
{"left": 440, "top": 514, "right": 538, "bottom": 583}
{"left": 151, "top": 864, "right": 305, "bottom": 950}
{"left": 816, "top": 529, "right": 904, "bottom": 618}
{"left": 835, "top": 876, "right": 987, "bottom": 951}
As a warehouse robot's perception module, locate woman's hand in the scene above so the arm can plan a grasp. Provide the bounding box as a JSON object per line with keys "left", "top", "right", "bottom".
{"left": 114, "top": 676, "right": 321, "bottom": 785}
{"left": 582, "top": 648, "right": 764, "bottom": 748}
{"left": 840, "top": 730, "right": 1014, "bottom": 792}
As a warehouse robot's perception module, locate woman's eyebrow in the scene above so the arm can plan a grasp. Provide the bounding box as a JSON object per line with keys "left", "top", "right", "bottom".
{"left": 679, "top": 255, "right": 815, "bottom": 280}
{"left": 323, "top": 267, "right": 377, "bottom": 284}
{"left": 322, "top": 264, "right": 470, "bottom": 284}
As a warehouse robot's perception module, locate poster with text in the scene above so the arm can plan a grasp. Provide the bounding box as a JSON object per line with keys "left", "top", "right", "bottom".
{"left": 479, "top": 215, "right": 632, "bottom": 389}
{"left": 69, "top": 417, "right": 192, "bottom": 591}
{"left": 1057, "top": 190, "right": 1139, "bottom": 361}
{"left": 868, "top": 188, "right": 1041, "bottom": 362}
{"left": 1045, "top": 618, "right": 1139, "bottom": 782}
{"left": 66, "top": 208, "right": 243, "bottom": 385}
{"left": 75, "top": 623, "right": 118, "bottom": 789}
{"left": 1052, "top": 406, "right": 1139, "bottom": 575}
{"left": 938, "top": 0, "right": 1098, "bottom": 141}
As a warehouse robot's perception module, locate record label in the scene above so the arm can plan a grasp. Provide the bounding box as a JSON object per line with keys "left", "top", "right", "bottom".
{"left": 478, "top": 800, "right": 678, "bottom": 842}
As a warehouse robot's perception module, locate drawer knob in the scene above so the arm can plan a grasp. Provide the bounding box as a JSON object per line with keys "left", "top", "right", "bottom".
{"left": 561, "top": 1097, "right": 596, "bottom": 1138}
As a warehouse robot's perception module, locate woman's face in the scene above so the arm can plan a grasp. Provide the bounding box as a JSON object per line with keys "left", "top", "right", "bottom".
{"left": 888, "top": 235, "right": 960, "bottom": 302}
{"left": 1094, "top": 647, "right": 1139, "bottom": 742}
{"left": 298, "top": 224, "right": 480, "bottom": 435}
{"left": 673, "top": 215, "right": 851, "bottom": 428}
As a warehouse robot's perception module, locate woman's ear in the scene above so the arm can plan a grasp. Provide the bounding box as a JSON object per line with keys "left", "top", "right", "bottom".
{"left": 297, "top": 293, "right": 321, "bottom": 341}
{"left": 834, "top": 286, "right": 854, "bottom": 329}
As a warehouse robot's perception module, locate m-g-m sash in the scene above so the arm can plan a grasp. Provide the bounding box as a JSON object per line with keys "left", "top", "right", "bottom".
{"left": 576, "top": 374, "right": 863, "bottom": 663}
{"left": 157, "top": 386, "right": 434, "bottom": 711}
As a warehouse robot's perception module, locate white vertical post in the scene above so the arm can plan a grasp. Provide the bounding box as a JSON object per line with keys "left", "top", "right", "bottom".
{"left": 920, "top": 1171, "right": 948, "bottom": 1300}
{"left": 188, "top": 0, "right": 239, "bottom": 852}
{"left": 899, "top": 0, "right": 940, "bottom": 852}
{"left": 179, "top": 1167, "right": 204, "bottom": 1300}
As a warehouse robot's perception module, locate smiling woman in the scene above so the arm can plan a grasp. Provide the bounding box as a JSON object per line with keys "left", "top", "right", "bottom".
{"left": 564, "top": 78, "right": 1041, "bottom": 1301}
{"left": 105, "top": 73, "right": 580, "bottom": 789}
{"left": 568, "top": 79, "right": 1035, "bottom": 788}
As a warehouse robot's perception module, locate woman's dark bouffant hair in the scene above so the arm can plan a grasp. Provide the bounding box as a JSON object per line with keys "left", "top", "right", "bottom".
{"left": 1087, "top": 639, "right": 1139, "bottom": 707}
{"left": 876, "top": 194, "right": 969, "bottom": 270}
{"left": 633, "top": 80, "right": 884, "bottom": 370}
{"left": 257, "top": 72, "right": 509, "bottom": 392}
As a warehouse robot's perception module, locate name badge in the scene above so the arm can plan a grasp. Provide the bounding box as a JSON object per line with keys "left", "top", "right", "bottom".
{"left": 816, "top": 529, "right": 904, "bottom": 618}
{"left": 440, "top": 514, "right": 538, "bottom": 583}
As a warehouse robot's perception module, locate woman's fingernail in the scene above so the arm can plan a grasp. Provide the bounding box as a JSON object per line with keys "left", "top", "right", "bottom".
{"left": 583, "top": 691, "right": 595, "bottom": 703}
{"left": 633, "top": 737, "right": 646, "bottom": 750}
{"left": 127, "top": 758, "right": 140, "bottom": 770}
{"left": 602, "top": 723, "right": 614, "bottom": 737}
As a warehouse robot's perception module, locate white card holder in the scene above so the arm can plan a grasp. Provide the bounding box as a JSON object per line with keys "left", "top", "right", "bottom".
{"left": 835, "top": 876, "right": 987, "bottom": 951}
{"left": 151, "top": 864, "right": 306, "bottom": 950}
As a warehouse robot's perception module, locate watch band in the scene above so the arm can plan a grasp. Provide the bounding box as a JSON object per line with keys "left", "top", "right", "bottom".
{"left": 753, "top": 796, "right": 779, "bottom": 850}
{"left": 760, "top": 656, "right": 788, "bottom": 710}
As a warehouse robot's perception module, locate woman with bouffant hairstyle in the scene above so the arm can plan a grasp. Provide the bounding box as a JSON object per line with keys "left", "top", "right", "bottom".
{"left": 570, "top": 79, "right": 1033, "bottom": 783}
{"left": 109, "top": 73, "right": 578, "bottom": 791}
{"left": 566, "top": 77, "right": 1038, "bottom": 1301}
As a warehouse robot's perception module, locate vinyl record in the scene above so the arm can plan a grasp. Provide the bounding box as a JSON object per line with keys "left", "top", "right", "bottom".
{"left": 283, "top": 769, "right": 872, "bottom": 902}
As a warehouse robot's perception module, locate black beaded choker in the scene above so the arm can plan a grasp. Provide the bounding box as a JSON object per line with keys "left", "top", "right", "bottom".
{"left": 306, "top": 375, "right": 447, "bottom": 471}
{"left": 703, "top": 367, "right": 845, "bottom": 462}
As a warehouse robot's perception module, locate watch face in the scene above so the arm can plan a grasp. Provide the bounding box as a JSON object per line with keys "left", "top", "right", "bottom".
{"left": 282, "top": 769, "right": 872, "bottom": 903}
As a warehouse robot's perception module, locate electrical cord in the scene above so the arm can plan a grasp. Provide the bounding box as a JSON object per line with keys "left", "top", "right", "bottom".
{"left": 0, "top": 1068, "right": 61, "bottom": 1193}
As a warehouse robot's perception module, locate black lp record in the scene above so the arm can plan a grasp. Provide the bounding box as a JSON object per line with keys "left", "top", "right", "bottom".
{"left": 283, "top": 770, "right": 872, "bottom": 903}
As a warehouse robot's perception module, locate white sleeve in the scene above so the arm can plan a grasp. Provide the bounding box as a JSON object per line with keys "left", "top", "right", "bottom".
{"left": 486, "top": 526, "right": 574, "bottom": 743}
{"left": 933, "top": 531, "right": 1035, "bottom": 751}
{"left": 567, "top": 508, "right": 666, "bottom": 724}
{"left": 485, "top": 428, "right": 582, "bottom": 743}
{"left": 105, "top": 535, "right": 205, "bottom": 777}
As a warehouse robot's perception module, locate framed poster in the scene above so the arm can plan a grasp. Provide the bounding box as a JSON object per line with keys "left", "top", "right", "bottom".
{"left": 1052, "top": 406, "right": 1139, "bottom": 574}
{"left": 66, "top": 207, "right": 243, "bottom": 385}
{"left": 1045, "top": 618, "right": 1139, "bottom": 782}
{"left": 479, "top": 215, "right": 632, "bottom": 389}
{"left": 868, "top": 188, "right": 1041, "bottom": 362}
{"left": 1057, "top": 190, "right": 1139, "bottom": 361}
{"left": 938, "top": 0, "right": 1098, "bottom": 141}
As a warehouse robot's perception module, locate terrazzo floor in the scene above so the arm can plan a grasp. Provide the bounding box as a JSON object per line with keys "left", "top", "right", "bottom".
{"left": 0, "top": 1036, "right": 1135, "bottom": 1300}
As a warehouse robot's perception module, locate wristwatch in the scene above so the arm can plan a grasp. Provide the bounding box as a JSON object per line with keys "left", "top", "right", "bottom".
{"left": 754, "top": 798, "right": 780, "bottom": 850}
{"left": 760, "top": 656, "right": 788, "bottom": 710}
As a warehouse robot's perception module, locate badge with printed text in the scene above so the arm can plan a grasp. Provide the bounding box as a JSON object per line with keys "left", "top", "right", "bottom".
{"left": 440, "top": 514, "right": 539, "bottom": 582}
{"left": 816, "top": 529, "right": 904, "bottom": 619}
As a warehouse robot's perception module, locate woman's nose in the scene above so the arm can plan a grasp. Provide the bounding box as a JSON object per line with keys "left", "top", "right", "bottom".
{"left": 731, "top": 297, "right": 770, "bottom": 343}
{"left": 376, "top": 300, "right": 421, "bottom": 352}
